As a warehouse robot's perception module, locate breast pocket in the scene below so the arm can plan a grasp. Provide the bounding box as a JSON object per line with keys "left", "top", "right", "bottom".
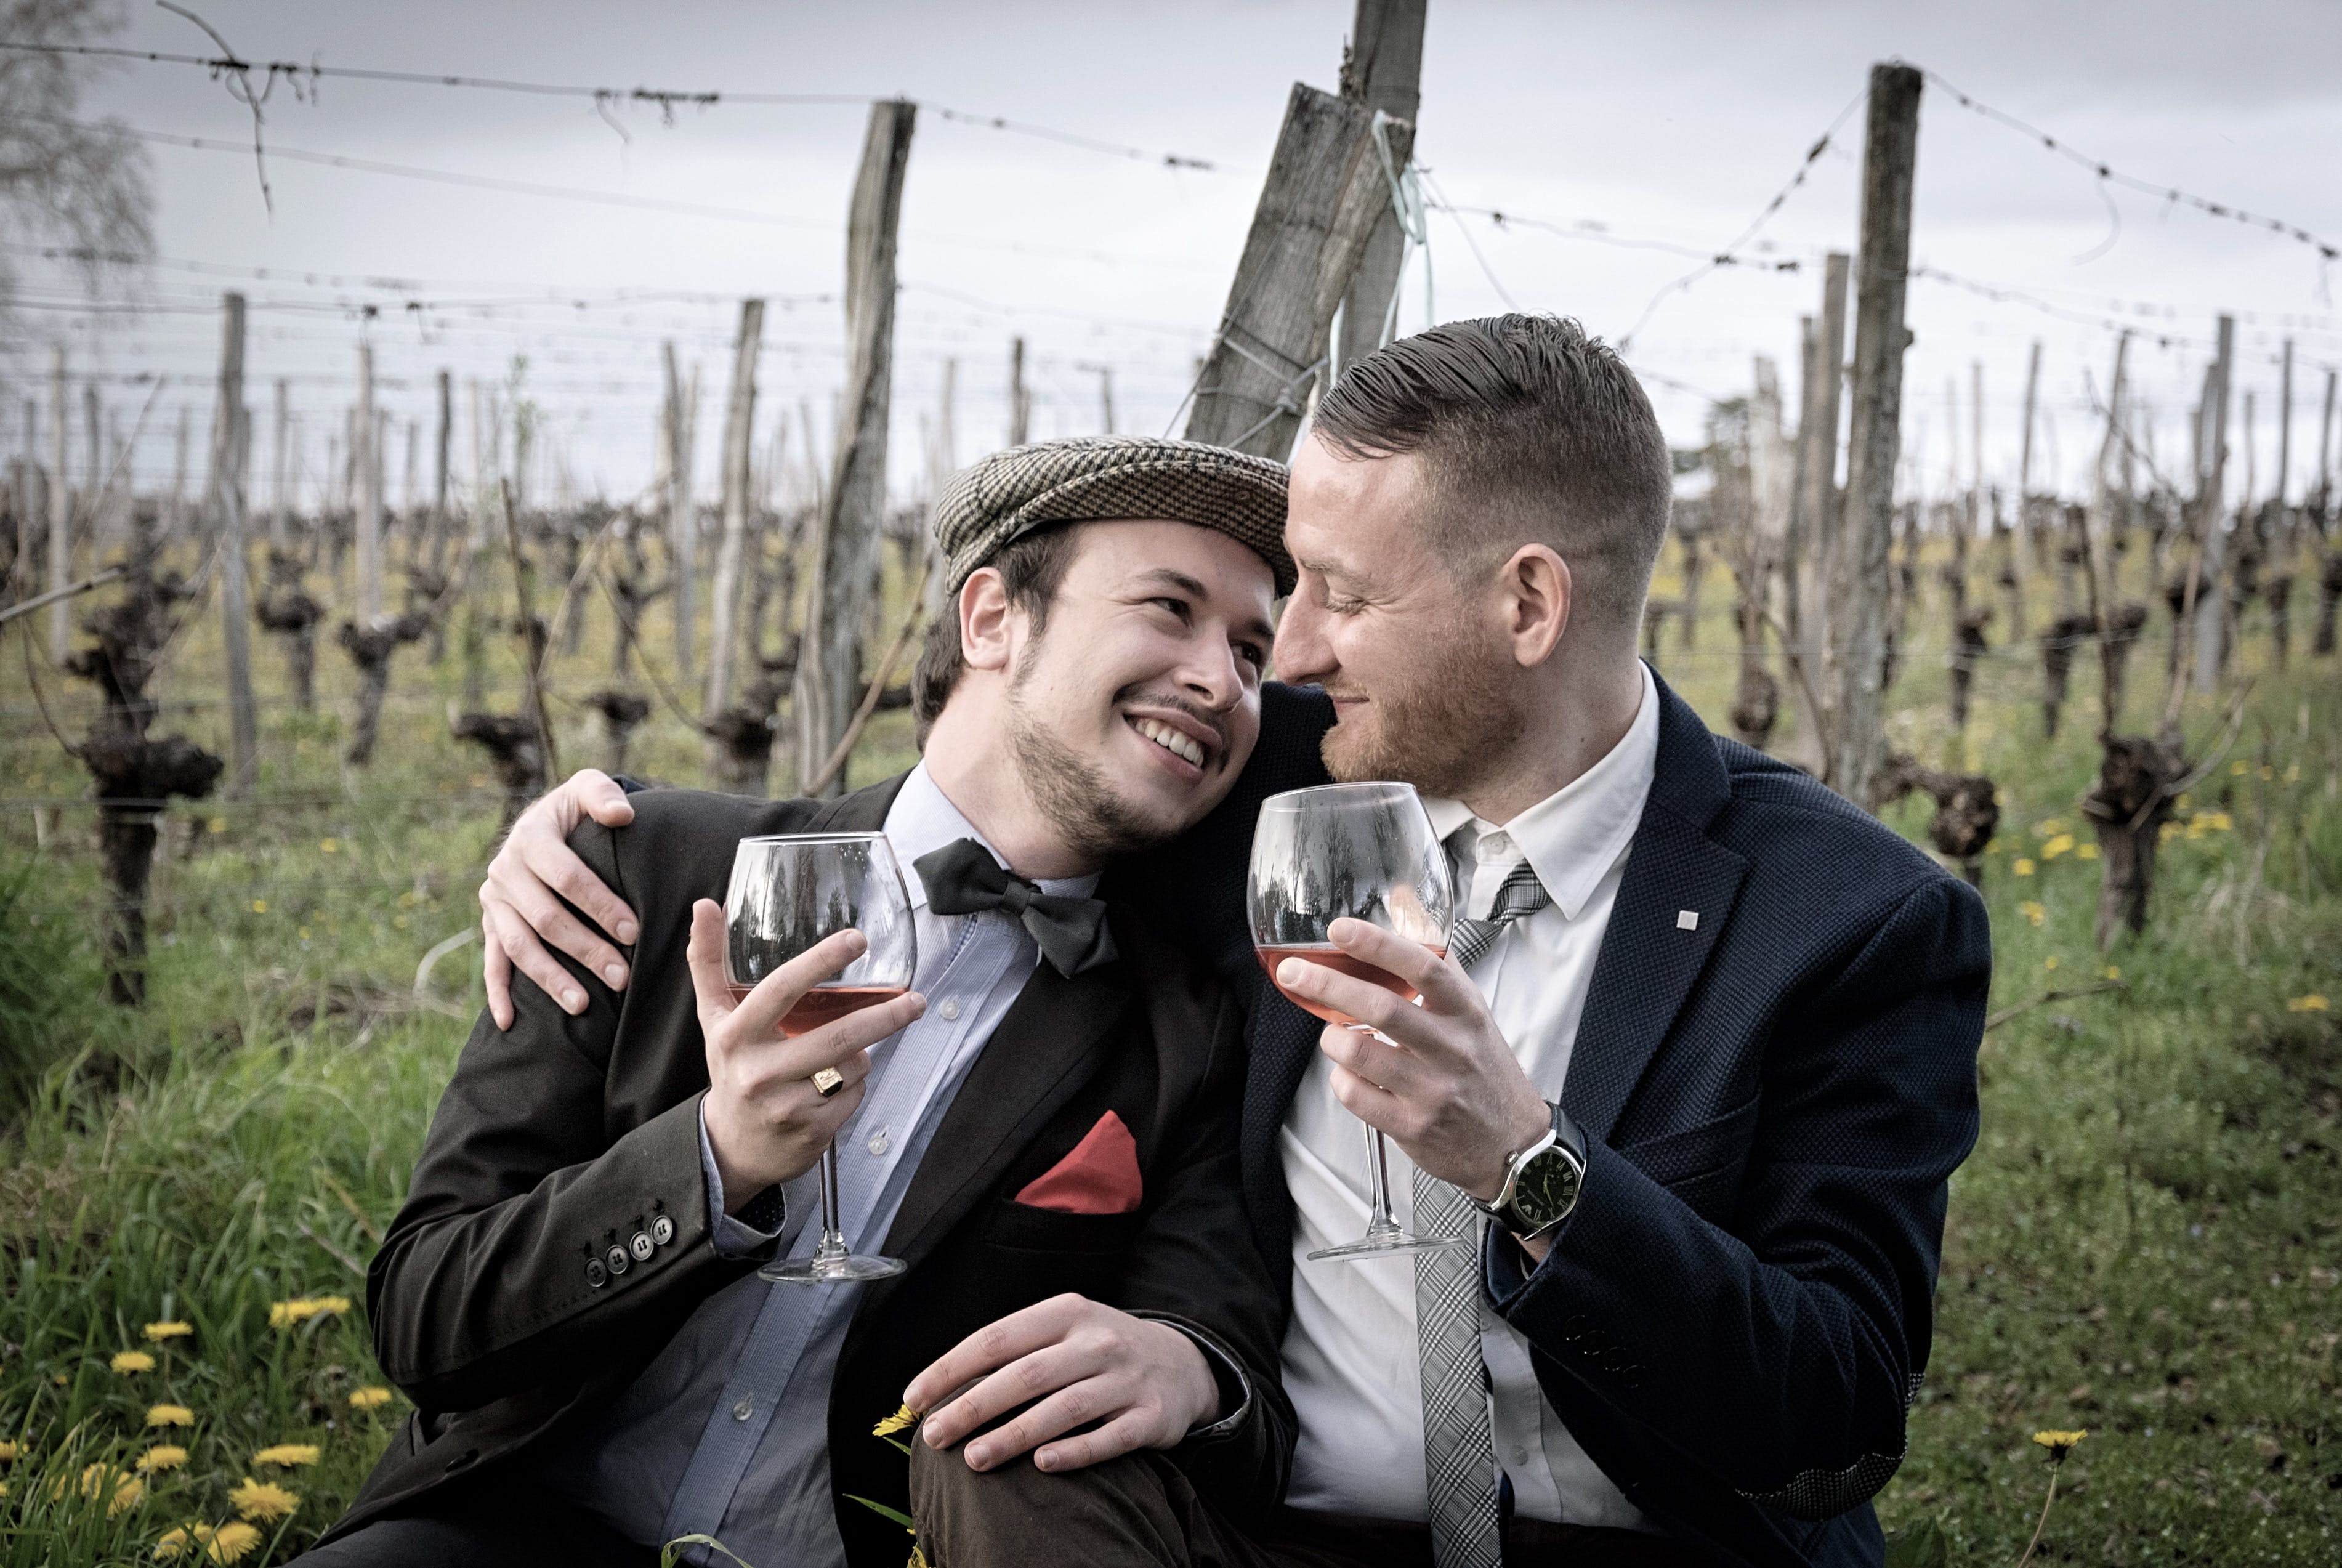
{"left": 980, "top": 1199, "right": 1144, "bottom": 1256}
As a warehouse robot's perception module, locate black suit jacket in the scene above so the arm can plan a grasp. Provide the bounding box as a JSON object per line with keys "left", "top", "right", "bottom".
{"left": 1125, "top": 673, "right": 1989, "bottom": 1568}
{"left": 329, "top": 776, "right": 1295, "bottom": 1564}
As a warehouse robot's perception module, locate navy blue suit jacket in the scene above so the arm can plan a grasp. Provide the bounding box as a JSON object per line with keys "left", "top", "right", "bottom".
{"left": 1118, "top": 671, "right": 1989, "bottom": 1568}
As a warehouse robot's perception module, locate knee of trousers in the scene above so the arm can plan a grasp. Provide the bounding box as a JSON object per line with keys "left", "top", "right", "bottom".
{"left": 908, "top": 1439, "right": 1177, "bottom": 1541}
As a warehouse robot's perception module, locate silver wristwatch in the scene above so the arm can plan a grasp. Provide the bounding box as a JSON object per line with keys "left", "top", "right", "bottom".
{"left": 1469, "top": 1101, "right": 1586, "bottom": 1240}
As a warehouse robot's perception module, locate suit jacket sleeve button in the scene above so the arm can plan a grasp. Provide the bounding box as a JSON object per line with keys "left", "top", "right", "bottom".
{"left": 586, "top": 1259, "right": 608, "bottom": 1288}
{"left": 629, "top": 1232, "right": 654, "bottom": 1262}
{"left": 605, "top": 1245, "right": 630, "bottom": 1277}
{"left": 650, "top": 1214, "right": 676, "bottom": 1246}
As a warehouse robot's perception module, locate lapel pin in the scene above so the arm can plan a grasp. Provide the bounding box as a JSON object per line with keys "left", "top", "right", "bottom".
{"left": 1676, "top": 910, "right": 1700, "bottom": 931}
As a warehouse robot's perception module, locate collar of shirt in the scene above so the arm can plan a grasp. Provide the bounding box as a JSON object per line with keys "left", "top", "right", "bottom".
{"left": 1421, "top": 661, "right": 1660, "bottom": 921}
{"left": 884, "top": 763, "right": 1104, "bottom": 915}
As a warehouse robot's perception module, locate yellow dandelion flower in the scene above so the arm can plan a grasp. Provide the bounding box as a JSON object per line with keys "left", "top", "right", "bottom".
{"left": 137, "top": 1445, "right": 188, "bottom": 1474}
{"left": 2019, "top": 900, "right": 2045, "bottom": 927}
{"left": 148, "top": 1405, "right": 195, "bottom": 1428}
{"left": 249, "top": 900, "right": 267, "bottom": 915}
{"left": 320, "top": 838, "right": 337, "bottom": 853}
{"left": 0, "top": 1480, "right": 7, "bottom": 1497}
{"left": 872, "top": 1403, "right": 920, "bottom": 1437}
{"left": 2041, "top": 833, "right": 2075, "bottom": 859}
{"left": 0, "top": 1439, "right": 16, "bottom": 1461}
{"left": 228, "top": 1476, "right": 299, "bottom": 1522}
{"left": 2034, "top": 818, "right": 2069, "bottom": 836}
{"left": 2284, "top": 764, "right": 2300, "bottom": 782}
{"left": 2075, "top": 843, "right": 2098, "bottom": 860}
{"left": 2104, "top": 966, "right": 2121, "bottom": 981}
{"left": 155, "top": 1523, "right": 205, "bottom": 1560}
{"left": 2207, "top": 811, "right": 2233, "bottom": 831}
{"left": 144, "top": 1321, "right": 193, "bottom": 1343}
{"left": 2014, "top": 858, "right": 2036, "bottom": 876}
{"left": 268, "top": 1296, "right": 352, "bottom": 1328}
{"left": 2032, "top": 1428, "right": 2088, "bottom": 1462}
{"left": 2045, "top": 956, "right": 2060, "bottom": 971}
{"left": 208, "top": 1522, "right": 263, "bottom": 1563}
{"left": 2289, "top": 995, "right": 2330, "bottom": 1013}
{"left": 113, "top": 1350, "right": 156, "bottom": 1375}
{"left": 347, "top": 1386, "right": 394, "bottom": 1411}
{"left": 251, "top": 1444, "right": 320, "bottom": 1468}
{"left": 206, "top": 818, "right": 227, "bottom": 834}
{"left": 2230, "top": 759, "right": 2249, "bottom": 776}
{"left": 110, "top": 1474, "right": 145, "bottom": 1516}
{"left": 2159, "top": 821, "right": 2181, "bottom": 843}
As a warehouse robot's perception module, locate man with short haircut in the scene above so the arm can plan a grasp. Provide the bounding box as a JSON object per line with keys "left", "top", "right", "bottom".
{"left": 487, "top": 316, "right": 1987, "bottom": 1568}
{"left": 310, "top": 438, "right": 1299, "bottom": 1567}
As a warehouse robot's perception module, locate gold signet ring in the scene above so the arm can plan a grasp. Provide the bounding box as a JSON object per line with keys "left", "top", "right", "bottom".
{"left": 810, "top": 1066, "right": 847, "bottom": 1099}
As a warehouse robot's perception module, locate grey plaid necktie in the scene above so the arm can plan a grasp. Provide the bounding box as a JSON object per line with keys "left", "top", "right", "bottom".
{"left": 1448, "top": 858, "right": 1552, "bottom": 971}
{"left": 1414, "top": 1170, "right": 1501, "bottom": 1568}
{"left": 1412, "top": 856, "right": 1548, "bottom": 1568}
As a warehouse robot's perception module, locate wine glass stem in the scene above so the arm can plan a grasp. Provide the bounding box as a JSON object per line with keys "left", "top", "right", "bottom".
{"left": 815, "top": 1141, "right": 848, "bottom": 1256}
{"left": 1364, "top": 1124, "right": 1403, "bottom": 1238}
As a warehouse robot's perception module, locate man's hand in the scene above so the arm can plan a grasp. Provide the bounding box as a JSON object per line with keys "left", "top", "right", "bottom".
{"left": 685, "top": 902, "right": 926, "bottom": 1204}
{"left": 1274, "top": 916, "right": 1550, "bottom": 1203}
{"left": 480, "top": 769, "right": 640, "bottom": 1027}
{"left": 905, "top": 1295, "right": 1221, "bottom": 1474}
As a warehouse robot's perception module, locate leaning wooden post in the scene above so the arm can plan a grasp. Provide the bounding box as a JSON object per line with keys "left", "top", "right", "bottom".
{"left": 1792, "top": 253, "right": 1849, "bottom": 705}
{"left": 1827, "top": 62, "right": 1921, "bottom": 809}
{"left": 926, "top": 357, "right": 956, "bottom": 622}
{"left": 704, "top": 297, "right": 767, "bottom": 725}
{"left": 1333, "top": 0, "right": 1426, "bottom": 371}
{"left": 795, "top": 99, "right": 916, "bottom": 797}
{"left": 47, "top": 344, "right": 70, "bottom": 663}
{"left": 2015, "top": 339, "right": 2045, "bottom": 605}
{"left": 2269, "top": 339, "right": 2296, "bottom": 669}
{"left": 212, "top": 294, "right": 260, "bottom": 797}
{"left": 355, "top": 344, "right": 382, "bottom": 622}
{"left": 1187, "top": 84, "right": 1411, "bottom": 458}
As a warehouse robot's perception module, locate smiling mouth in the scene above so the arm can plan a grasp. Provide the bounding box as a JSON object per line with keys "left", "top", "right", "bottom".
{"left": 1130, "top": 716, "right": 1208, "bottom": 769}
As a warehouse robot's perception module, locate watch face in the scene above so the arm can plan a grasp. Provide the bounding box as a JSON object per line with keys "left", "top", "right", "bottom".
{"left": 1511, "top": 1147, "right": 1581, "bottom": 1229}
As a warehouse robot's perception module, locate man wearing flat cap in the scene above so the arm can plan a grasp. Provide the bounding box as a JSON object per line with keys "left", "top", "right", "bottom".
{"left": 309, "top": 437, "right": 1300, "bottom": 1567}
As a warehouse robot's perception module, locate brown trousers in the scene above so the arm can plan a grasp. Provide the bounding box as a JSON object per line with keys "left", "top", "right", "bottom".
{"left": 909, "top": 1441, "right": 1709, "bottom": 1568}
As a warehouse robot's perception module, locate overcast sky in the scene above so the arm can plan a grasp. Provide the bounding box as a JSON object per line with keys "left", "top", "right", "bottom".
{"left": 7, "top": 0, "right": 2340, "bottom": 511}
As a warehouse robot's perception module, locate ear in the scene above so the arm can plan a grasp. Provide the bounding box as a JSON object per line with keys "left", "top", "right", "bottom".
{"left": 1499, "top": 544, "right": 1571, "bottom": 668}
{"left": 958, "top": 567, "right": 1016, "bottom": 674}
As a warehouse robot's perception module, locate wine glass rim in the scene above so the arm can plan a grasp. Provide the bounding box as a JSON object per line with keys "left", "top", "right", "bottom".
{"left": 1259, "top": 780, "right": 1424, "bottom": 809}
{"left": 735, "top": 831, "right": 892, "bottom": 846}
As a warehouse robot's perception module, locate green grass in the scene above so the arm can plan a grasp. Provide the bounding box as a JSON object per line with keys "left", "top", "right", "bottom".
{"left": 2, "top": 536, "right": 2336, "bottom": 1563}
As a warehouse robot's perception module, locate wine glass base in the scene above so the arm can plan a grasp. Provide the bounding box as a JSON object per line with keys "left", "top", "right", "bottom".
{"left": 759, "top": 1251, "right": 907, "bottom": 1283}
{"left": 1307, "top": 1229, "right": 1472, "bottom": 1262}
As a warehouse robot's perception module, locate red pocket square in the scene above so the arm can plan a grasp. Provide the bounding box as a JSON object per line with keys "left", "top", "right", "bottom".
{"left": 1013, "top": 1110, "right": 1143, "bottom": 1215}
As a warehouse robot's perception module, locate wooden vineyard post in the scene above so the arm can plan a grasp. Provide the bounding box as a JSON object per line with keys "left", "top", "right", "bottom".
{"left": 48, "top": 344, "right": 70, "bottom": 663}
{"left": 2191, "top": 315, "right": 2235, "bottom": 694}
{"left": 1007, "top": 336, "right": 1029, "bottom": 448}
{"left": 1789, "top": 253, "right": 1847, "bottom": 743}
{"left": 926, "top": 357, "right": 956, "bottom": 621}
{"left": 2270, "top": 339, "right": 2296, "bottom": 669}
{"left": 212, "top": 294, "right": 260, "bottom": 798}
{"left": 1185, "top": 83, "right": 1410, "bottom": 459}
{"left": 703, "top": 297, "right": 766, "bottom": 726}
{"left": 355, "top": 344, "right": 383, "bottom": 623}
{"left": 2016, "top": 339, "right": 2043, "bottom": 612}
{"left": 795, "top": 99, "right": 915, "bottom": 797}
{"left": 1827, "top": 62, "right": 1921, "bottom": 810}
{"left": 1333, "top": 0, "right": 1426, "bottom": 372}
{"left": 270, "top": 378, "right": 290, "bottom": 549}
{"left": 664, "top": 342, "right": 697, "bottom": 689}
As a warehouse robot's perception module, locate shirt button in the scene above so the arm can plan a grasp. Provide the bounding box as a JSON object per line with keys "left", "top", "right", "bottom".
{"left": 1512, "top": 1445, "right": 1530, "bottom": 1465}
{"left": 937, "top": 998, "right": 962, "bottom": 1022}
{"left": 733, "top": 1398, "right": 754, "bottom": 1421}
{"left": 868, "top": 1130, "right": 890, "bottom": 1156}
{"left": 1479, "top": 831, "right": 1514, "bottom": 863}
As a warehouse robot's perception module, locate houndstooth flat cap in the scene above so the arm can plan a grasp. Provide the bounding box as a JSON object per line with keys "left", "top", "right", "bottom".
{"left": 932, "top": 436, "right": 1293, "bottom": 597}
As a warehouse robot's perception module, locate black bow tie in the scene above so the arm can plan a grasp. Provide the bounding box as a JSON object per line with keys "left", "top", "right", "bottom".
{"left": 913, "top": 838, "right": 1118, "bottom": 979}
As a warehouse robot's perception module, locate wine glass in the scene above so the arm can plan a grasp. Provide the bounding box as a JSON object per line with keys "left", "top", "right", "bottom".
{"left": 1250, "top": 781, "right": 1463, "bottom": 1261}
{"left": 725, "top": 833, "right": 918, "bottom": 1284}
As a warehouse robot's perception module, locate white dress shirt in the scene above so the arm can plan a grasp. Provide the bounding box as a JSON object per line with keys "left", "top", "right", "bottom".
{"left": 1278, "top": 661, "right": 1660, "bottom": 1527}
